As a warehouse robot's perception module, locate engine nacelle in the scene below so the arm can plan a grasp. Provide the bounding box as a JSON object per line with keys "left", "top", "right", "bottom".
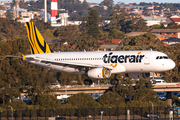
{"left": 87, "top": 67, "right": 111, "bottom": 79}
{"left": 125, "top": 72, "right": 150, "bottom": 79}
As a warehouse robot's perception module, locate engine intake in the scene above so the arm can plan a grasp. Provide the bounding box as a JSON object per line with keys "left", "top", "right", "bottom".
{"left": 87, "top": 67, "right": 111, "bottom": 79}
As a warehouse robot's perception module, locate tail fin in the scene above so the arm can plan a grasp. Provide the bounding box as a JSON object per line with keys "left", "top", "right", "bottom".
{"left": 25, "top": 22, "right": 53, "bottom": 54}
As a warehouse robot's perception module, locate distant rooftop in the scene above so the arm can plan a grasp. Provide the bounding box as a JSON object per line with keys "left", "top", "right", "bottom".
{"left": 125, "top": 32, "right": 147, "bottom": 37}
{"left": 162, "top": 37, "right": 180, "bottom": 42}
{"left": 142, "top": 16, "right": 167, "bottom": 22}
{"left": 151, "top": 29, "right": 180, "bottom": 33}
{"left": 171, "top": 18, "right": 180, "bottom": 22}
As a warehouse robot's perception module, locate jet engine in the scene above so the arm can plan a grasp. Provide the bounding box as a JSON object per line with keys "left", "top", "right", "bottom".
{"left": 87, "top": 67, "right": 111, "bottom": 79}
{"left": 125, "top": 72, "right": 150, "bottom": 79}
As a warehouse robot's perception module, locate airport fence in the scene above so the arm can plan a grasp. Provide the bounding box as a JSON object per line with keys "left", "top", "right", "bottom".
{"left": 0, "top": 106, "right": 179, "bottom": 120}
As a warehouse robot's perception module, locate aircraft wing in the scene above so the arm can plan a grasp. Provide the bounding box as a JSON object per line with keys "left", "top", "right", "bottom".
{"left": 6, "top": 55, "right": 114, "bottom": 69}
{"left": 40, "top": 60, "right": 112, "bottom": 69}
{"left": 5, "top": 55, "right": 40, "bottom": 62}
{"left": 5, "top": 55, "right": 23, "bottom": 59}
{"left": 26, "top": 57, "right": 114, "bottom": 69}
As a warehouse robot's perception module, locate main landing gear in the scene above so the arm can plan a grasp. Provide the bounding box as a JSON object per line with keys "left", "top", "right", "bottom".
{"left": 110, "top": 74, "right": 119, "bottom": 85}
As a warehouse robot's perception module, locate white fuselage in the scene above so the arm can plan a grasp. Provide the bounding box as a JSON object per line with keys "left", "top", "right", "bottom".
{"left": 24, "top": 50, "right": 175, "bottom": 74}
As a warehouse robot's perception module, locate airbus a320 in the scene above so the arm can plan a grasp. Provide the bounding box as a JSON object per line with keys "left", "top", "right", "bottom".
{"left": 6, "top": 22, "right": 175, "bottom": 85}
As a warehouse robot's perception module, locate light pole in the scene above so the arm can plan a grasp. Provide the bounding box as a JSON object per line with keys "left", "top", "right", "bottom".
{"left": 44, "top": 0, "right": 47, "bottom": 22}
{"left": 53, "top": 108, "right": 56, "bottom": 117}
{"left": 100, "top": 111, "right": 103, "bottom": 120}
{"left": 149, "top": 101, "right": 154, "bottom": 120}
{"left": 8, "top": 105, "right": 13, "bottom": 120}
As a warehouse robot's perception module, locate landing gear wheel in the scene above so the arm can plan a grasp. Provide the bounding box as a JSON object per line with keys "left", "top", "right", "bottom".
{"left": 110, "top": 79, "right": 118, "bottom": 85}
{"left": 84, "top": 79, "right": 92, "bottom": 85}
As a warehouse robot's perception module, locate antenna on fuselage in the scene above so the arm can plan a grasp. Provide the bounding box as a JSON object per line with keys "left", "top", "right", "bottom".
{"left": 84, "top": 49, "right": 86, "bottom": 52}
{"left": 150, "top": 48, "right": 152, "bottom": 51}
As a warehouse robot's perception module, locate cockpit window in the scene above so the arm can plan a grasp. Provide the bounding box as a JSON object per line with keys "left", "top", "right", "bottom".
{"left": 163, "top": 56, "right": 169, "bottom": 59}
{"left": 156, "top": 56, "right": 170, "bottom": 59}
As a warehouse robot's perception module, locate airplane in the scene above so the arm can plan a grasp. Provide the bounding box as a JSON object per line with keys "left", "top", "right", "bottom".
{"left": 6, "top": 22, "right": 175, "bottom": 85}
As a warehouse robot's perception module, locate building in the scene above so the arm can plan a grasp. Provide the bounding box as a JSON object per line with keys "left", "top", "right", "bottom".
{"left": 151, "top": 29, "right": 180, "bottom": 38}
{"left": 168, "top": 15, "right": 180, "bottom": 25}
{"left": 112, "top": 39, "right": 122, "bottom": 44}
{"left": 125, "top": 32, "right": 147, "bottom": 38}
{"left": 51, "top": 12, "right": 82, "bottom": 27}
{"left": 162, "top": 38, "right": 180, "bottom": 45}
{"left": 125, "top": 5, "right": 146, "bottom": 10}
{"left": 98, "top": 45, "right": 121, "bottom": 51}
{"left": 142, "top": 16, "right": 167, "bottom": 26}
{"left": 125, "top": 32, "right": 170, "bottom": 41}
{"left": 0, "top": 10, "right": 6, "bottom": 18}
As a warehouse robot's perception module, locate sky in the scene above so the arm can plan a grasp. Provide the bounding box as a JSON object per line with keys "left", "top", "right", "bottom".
{"left": 0, "top": 0, "right": 179, "bottom": 4}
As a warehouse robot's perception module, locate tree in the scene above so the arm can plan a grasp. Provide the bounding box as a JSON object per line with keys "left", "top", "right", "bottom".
{"left": 5, "top": 11, "right": 13, "bottom": 19}
{"left": 71, "top": 34, "right": 100, "bottom": 51}
{"left": 100, "top": 0, "right": 114, "bottom": 6}
{"left": 109, "top": 29, "right": 125, "bottom": 39}
{"left": 105, "top": 9, "right": 128, "bottom": 31}
{"left": 53, "top": 25, "right": 81, "bottom": 42}
{"left": 167, "top": 22, "right": 180, "bottom": 29}
{"left": 112, "top": 77, "right": 135, "bottom": 101}
{"left": 98, "top": 91, "right": 125, "bottom": 107}
{"left": 66, "top": 93, "right": 100, "bottom": 108}
{"left": 87, "top": 8, "right": 101, "bottom": 40}
{"left": 0, "top": 34, "right": 3, "bottom": 41}
{"left": 30, "top": 19, "right": 53, "bottom": 31}
{"left": 32, "top": 94, "right": 62, "bottom": 109}
{"left": 121, "top": 17, "right": 147, "bottom": 33}
{"left": 151, "top": 24, "right": 165, "bottom": 29}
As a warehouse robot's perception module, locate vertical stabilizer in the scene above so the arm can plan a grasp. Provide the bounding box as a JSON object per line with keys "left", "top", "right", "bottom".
{"left": 25, "top": 22, "right": 53, "bottom": 54}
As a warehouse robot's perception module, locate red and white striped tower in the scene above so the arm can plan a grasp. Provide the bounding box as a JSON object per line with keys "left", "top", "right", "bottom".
{"left": 51, "top": 0, "right": 58, "bottom": 24}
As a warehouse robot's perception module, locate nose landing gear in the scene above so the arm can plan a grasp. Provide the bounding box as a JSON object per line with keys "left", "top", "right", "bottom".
{"left": 110, "top": 74, "right": 119, "bottom": 85}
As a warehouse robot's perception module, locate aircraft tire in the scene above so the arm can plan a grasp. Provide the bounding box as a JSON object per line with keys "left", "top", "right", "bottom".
{"left": 110, "top": 79, "right": 118, "bottom": 85}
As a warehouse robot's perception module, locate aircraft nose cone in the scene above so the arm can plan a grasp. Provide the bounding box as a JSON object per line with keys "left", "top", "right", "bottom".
{"left": 169, "top": 60, "right": 175, "bottom": 69}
